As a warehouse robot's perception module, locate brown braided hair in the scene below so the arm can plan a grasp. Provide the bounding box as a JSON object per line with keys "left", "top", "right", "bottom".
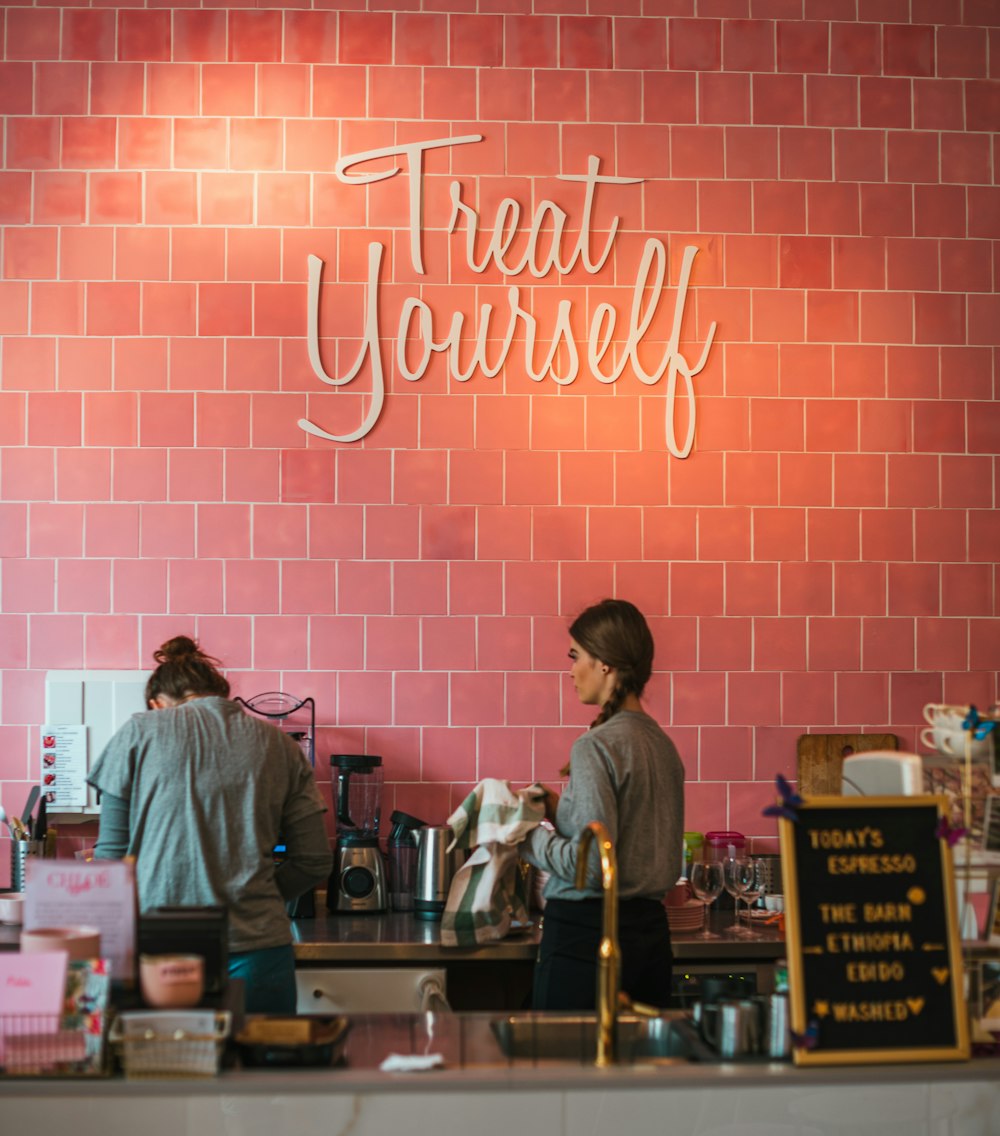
{"left": 145, "top": 635, "right": 230, "bottom": 705}
{"left": 559, "top": 599, "right": 655, "bottom": 774}
{"left": 571, "top": 598, "right": 654, "bottom": 729}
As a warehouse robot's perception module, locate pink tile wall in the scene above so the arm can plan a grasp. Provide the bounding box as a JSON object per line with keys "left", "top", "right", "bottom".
{"left": 1, "top": 4, "right": 998, "bottom": 880}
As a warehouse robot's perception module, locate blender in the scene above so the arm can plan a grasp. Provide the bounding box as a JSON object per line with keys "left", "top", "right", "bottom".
{"left": 327, "top": 754, "right": 387, "bottom": 913}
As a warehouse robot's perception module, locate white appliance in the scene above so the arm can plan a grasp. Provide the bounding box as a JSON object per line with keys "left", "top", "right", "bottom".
{"left": 841, "top": 751, "right": 924, "bottom": 796}
{"left": 295, "top": 967, "right": 449, "bottom": 1013}
{"left": 44, "top": 669, "right": 149, "bottom": 817}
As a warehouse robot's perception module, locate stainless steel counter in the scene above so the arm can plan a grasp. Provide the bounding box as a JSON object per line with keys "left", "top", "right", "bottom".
{"left": 290, "top": 909, "right": 786, "bottom": 963}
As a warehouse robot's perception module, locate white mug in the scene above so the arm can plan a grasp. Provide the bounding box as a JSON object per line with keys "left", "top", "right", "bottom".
{"left": 922, "top": 702, "right": 967, "bottom": 728}
{"left": 920, "top": 722, "right": 993, "bottom": 759}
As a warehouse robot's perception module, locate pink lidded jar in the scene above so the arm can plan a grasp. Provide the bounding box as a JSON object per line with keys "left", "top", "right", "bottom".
{"left": 703, "top": 831, "right": 746, "bottom": 862}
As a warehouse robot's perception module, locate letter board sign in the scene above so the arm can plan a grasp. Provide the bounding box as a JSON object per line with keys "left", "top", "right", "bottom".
{"left": 779, "top": 795, "right": 969, "bottom": 1065}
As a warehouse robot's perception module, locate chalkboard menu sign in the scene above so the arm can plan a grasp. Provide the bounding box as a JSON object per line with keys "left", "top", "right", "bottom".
{"left": 779, "top": 795, "right": 969, "bottom": 1066}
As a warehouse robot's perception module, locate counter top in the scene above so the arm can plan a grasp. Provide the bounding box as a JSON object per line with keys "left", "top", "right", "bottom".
{"left": 1, "top": 1011, "right": 997, "bottom": 1107}
{"left": 290, "top": 909, "right": 786, "bottom": 963}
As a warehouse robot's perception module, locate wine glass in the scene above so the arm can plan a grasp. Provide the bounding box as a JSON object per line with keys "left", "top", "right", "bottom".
{"left": 738, "top": 857, "right": 768, "bottom": 938}
{"left": 722, "top": 858, "right": 754, "bottom": 936}
{"left": 688, "top": 861, "right": 725, "bottom": 940}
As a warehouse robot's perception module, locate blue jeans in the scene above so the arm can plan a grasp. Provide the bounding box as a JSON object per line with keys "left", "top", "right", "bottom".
{"left": 228, "top": 943, "right": 297, "bottom": 1014}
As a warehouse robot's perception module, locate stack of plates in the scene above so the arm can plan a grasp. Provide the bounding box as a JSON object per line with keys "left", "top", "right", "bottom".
{"left": 665, "top": 900, "right": 704, "bottom": 933}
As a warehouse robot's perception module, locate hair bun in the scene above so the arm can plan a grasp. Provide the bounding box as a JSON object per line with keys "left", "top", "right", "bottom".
{"left": 153, "top": 635, "right": 202, "bottom": 665}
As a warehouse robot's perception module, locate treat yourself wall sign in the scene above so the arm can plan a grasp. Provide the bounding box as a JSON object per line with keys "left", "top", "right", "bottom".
{"left": 300, "top": 135, "right": 718, "bottom": 458}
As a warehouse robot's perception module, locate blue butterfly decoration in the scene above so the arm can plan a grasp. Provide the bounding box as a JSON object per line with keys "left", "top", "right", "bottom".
{"left": 762, "top": 772, "right": 804, "bottom": 823}
{"left": 790, "top": 1020, "right": 819, "bottom": 1051}
{"left": 935, "top": 816, "right": 967, "bottom": 847}
{"left": 962, "top": 705, "right": 998, "bottom": 742}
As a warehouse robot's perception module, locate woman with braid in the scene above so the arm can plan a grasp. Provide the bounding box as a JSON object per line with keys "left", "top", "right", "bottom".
{"left": 523, "top": 599, "right": 685, "bottom": 1011}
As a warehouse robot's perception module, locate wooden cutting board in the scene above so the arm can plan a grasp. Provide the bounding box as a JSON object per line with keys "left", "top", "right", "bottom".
{"left": 796, "top": 733, "right": 898, "bottom": 796}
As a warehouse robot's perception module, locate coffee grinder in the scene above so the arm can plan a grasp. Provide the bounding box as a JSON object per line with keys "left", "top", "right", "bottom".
{"left": 327, "top": 754, "right": 387, "bottom": 913}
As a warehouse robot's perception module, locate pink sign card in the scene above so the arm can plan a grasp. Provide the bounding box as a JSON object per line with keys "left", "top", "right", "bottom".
{"left": 0, "top": 950, "right": 69, "bottom": 1064}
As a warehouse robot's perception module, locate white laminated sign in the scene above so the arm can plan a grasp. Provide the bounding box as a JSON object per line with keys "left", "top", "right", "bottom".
{"left": 40, "top": 724, "right": 88, "bottom": 808}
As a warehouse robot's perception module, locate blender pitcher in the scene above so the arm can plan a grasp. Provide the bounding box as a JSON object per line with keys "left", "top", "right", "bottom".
{"left": 327, "top": 755, "right": 387, "bottom": 913}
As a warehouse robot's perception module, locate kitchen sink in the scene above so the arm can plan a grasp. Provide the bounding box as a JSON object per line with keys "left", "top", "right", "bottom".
{"left": 490, "top": 1013, "right": 707, "bottom": 1063}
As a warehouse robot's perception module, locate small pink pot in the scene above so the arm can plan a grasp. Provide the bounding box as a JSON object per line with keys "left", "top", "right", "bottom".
{"left": 20, "top": 925, "right": 101, "bottom": 960}
{"left": 139, "top": 953, "right": 205, "bottom": 1009}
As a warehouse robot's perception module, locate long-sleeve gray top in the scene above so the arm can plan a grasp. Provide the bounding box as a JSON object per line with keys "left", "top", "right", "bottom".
{"left": 522, "top": 710, "right": 685, "bottom": 903}
{"left": 89, "top": 696, "right": 332, "bottom": 953}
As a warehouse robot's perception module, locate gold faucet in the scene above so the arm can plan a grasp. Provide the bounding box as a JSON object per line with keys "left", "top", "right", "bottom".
{"left": 576, "top": 820, "right": 620, "bottom": 1066}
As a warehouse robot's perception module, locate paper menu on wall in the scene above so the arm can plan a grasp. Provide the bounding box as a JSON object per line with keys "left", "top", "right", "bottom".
{"left": 24, "top": 859, "right": 135, "bottom": 985}
{"left": 40, "top": 724, "right": 88, "bottom": 808}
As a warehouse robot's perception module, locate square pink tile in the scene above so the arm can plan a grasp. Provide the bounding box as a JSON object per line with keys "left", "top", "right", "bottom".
{"left": 225, "top": 451, "right": 281, "bottom": 504}
{"left": 0, "top": 615, "right": 28, "bottom": 668}
{"left": 2, "top": 556, "right": 54, "bottom": 613}
{"left": 561, "top": 452, "right": 615, "bottom": 507}
{"left": 252, "top": 616, "right": 309, "bottom": 671}
{"left": 308, "top": 616, "right": 365, "bottom": 671}
{"left": 699, "top": 616, "right": 752, "bottom": 670}
{"left": 28, "top": 502, "right": 84, "bottom": 558}
{"left": 475, "top": 726, "right": 534, "bottom": 785}
{"left": 726, "top": 452, "right": 779, "bottom": 506}
{"left": 282, "top": 561, "right": 337, "bottom": 616}
{"left": 779, "top": 561, "right": 832, "bottom": 615}
{"left": 506, "top": 671, "right": 561, "bottom": 727}
{"left": 85, "top": 503, "right": 139, "bottom": 558}
{"left": 358, "top": 505, "right": 416, "bottom": 562}
{"left": 723, "top": 18, "right": 775, "bottom": 71}
{"left": 672, "top": 562, "right": 725, "bottom": 616}
{"left": 780, "top": 671, "right": 836, "bottom": 726}
{"left": 114, "top": 558, "right": 166, "bottom": 614}
{"left": 169, "top": 450, "right": 224, "bottom": 504}
{"left": 587, "top": 506, "right": 642, "bottom": 562}
{"left": 338, "top": 671, "right": 393, "bottom": 727}
{"left": 916, "top": 617, "right": 968, "bottom": 671}
{"left": 394, "top": 672, "right": 449, "bottom": 727}
{"left": 504, "top": 562, "right": 560, "bottom": 616}
{"left": 394, "top": 561, "right": 448, "bottom": 616}
{"left": 449, "top": 561, "right": 504, "bottom": 616}
{"left": 533, "top": 505, "right": 586, "bottom": 562}
{"left": 225, "top": 559, "right": 280, "bottom": 616}
{"left": 450, "top": 671, "right": 505, "bottom": 727}
{"left": 82, "top": 615, "right": 141, "bottom": 669}
{"left": 835, "top": 671, "right": 889, "bottom": 727}
{"left": 0, "top": 503, "right": 27, "bottom": 559}
{"left": 140, "top": 504, "right": 195, "bottom": 559}
{"left": 475, "top": 616, "right": 532, "bottom": 671}
{"left": 700, "top": 726, "right": 753, "bottom": 782}
{"left": 559, "top": 562, "right": 618, "bottom": 618}
{"left": 673, "top": 671, "right": 727, "bottom": 726}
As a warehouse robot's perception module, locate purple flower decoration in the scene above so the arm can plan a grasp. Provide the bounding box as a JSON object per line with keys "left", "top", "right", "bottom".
{"left": 791, "top": 1020, "right": 819, "bottom": 1051}
{"left": 762, "top": 772, "right": 804, "bottom": 823}
{"left": 935, "top": 816, "right": 967, "bottom": 847}
{"left": 962, "top": 705, "right": 998, "bottom": 743}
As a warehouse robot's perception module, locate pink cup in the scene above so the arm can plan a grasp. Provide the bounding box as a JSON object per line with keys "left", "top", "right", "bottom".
{"left": 139, "top": 954, "right": 205, "bottom": 1009}
{"left": 20, "top": 925, "right": 101, "bottom": 961}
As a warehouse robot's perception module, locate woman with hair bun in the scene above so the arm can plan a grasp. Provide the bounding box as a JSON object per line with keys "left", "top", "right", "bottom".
{"left": 89, "top": 636, "right": 332, "bottom": 1013}
{"left": 523, "top": 599, "right": 685, "bottom": 1011}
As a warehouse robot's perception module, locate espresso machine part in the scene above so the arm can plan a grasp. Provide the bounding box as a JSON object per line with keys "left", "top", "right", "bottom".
{"left": 414, "top": 825, "right": 465, "bottom": 922}
{"left": 388, "top": 810, "right": 428, "bottom": 913}
{"left": 327, "top": 754, "right": 387, "bottom": 914}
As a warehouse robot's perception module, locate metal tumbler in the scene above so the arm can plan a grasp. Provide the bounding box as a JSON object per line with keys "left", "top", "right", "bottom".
{"left": 11, "top": 839, "right": 42, "bottom": 892}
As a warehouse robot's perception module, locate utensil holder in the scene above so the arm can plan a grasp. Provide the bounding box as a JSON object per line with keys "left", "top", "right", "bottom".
{"left": 11, "top": 839, "right": 43, "bottom": 892}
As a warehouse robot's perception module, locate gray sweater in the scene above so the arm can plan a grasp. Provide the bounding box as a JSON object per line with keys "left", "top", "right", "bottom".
{"left": 523, "top": 710, "right": 685, "bottom": 902}
{"left": 89, "top": 696, "right": 331, "bottom": 953}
